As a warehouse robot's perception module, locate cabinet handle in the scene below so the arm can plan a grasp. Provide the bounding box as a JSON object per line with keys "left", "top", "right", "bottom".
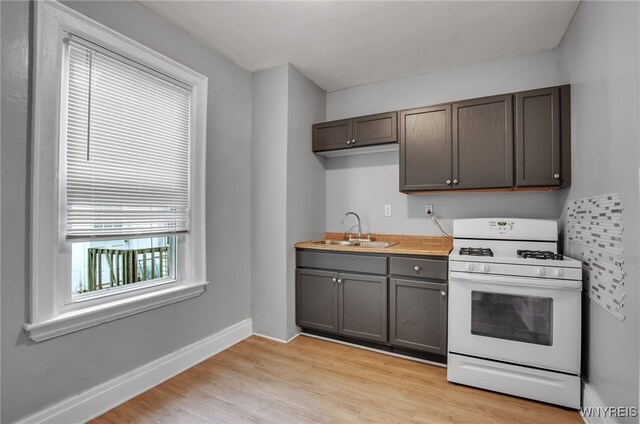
{"left": 337, "top": 278, "right": 342, "bottom": 284}
{"left": 351, "top": 139, "right": 356, "bottom": 144}
{"left": 414, "top": 266, "right": 420, "bottom": 271}
{"left": 446, "top": 179, "right": 452, "bottom": 185}
{"left": 453, "top": 179, "right": 458, "bottom": 185}
{"left": 553, "top": 173, "right": 560, "bottom": 179}
{"left": 441, "top": 291, "right": 446, "bottom": 297}
{"left": 332, "top": 278, "right": 337, "bottom": 282}
{"left": 346, "top": 140, "right": 351, "bottom": 145}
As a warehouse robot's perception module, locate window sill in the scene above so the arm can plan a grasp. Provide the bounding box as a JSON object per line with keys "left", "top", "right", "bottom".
{"left": 23, "top": 280, "right": 209, "bottom": 342}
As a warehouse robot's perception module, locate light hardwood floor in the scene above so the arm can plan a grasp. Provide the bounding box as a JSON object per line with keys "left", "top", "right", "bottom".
{"left": 93, "top": 335, "right": 582, "bottom": 423}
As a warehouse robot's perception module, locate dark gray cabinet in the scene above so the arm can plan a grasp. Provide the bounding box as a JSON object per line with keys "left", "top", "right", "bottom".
{"left": 295, "top": 252, "right": 389, "bottom": 343}
{"left": 312, "top": 112, "right": 397, "bottom": 154}
{"left": 399, "top": 105, "right": 452, "bottom": 192}
{"left": 398, "top": 85, "right": 570, "bottom": 193}
{"left": 296, "top": 250, "right": 449, "bottom": 359}
{"left": 400, "top": 94, "right": 514, "bottom": 192}
{"left": 390, "top": 278, "right": 447, "bottom": 355}
{"left": 452, "top": 94, "right": 514, "bottom": 190}
{"left": 352, "top": 112, "right": 398, "bottom": 147}
{"left": 313, "top": 119, "right": 352, "bottom": 152}
{"left": 339, "top": 273, "right": 388, "bottom": 343}
{"left": 296, "top": 269, "right": 339, "bottom": 334}
{"left": 516, "top": 87, "right": 562, "bottom": 187}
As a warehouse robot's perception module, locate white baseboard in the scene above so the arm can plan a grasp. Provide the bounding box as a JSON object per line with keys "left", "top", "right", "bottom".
{"left": 17, "top": 318, "right": 253, "bottom": 424}
{"left": 286, "top": 332, "right": 301, "bottom": 343}
{"left": 581, "top": 382, "right": 618, "bottom": 424}
{"left": 253, "top": 331, "right": 300, "bottom": 344}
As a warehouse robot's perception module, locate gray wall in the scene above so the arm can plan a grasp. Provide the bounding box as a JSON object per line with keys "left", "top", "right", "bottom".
{"left": 251, "top": 64, "right": 326, "bottom": 341}
{"left": 325, "top": 50, "right": 563, "bottom": 235}
{"left": 285, "top": 65, "right": 326, "bottom": 339}
{"left": 1, "top": 1, "right": 253, "bottom": 422}
{"left": 557, "top": 1, "right": 640, "bottom": 420}
{"left": 326, "top": 153, "right": 563, "bottom": 235}
{"left": 251, "top": 64, "right": 289, "bottom": 341}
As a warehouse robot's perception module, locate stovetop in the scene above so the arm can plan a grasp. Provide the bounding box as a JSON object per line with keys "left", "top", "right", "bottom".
{"left": 449, "top": 241, "right": 582, "bottom": 269}
{"left": 459, "top": 247, "right": 494, "bottom": 257}
{"left": 517, "top": 250, "right": 564, "bottom": 260}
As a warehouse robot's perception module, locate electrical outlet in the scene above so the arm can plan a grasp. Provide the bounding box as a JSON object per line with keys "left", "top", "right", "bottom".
{"left": 384, "top": 204, "right": 392, "bottom": 217}
{"left": 425, "top": 204, "right": 433, "bottom": 216}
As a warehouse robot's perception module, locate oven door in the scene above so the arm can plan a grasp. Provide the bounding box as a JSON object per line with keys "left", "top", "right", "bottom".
{"left": 448, "top": 271, "right": 581, "bottom": 374}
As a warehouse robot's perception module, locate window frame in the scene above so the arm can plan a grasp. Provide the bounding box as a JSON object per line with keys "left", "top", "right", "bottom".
{"left": 25, "top": 1, "right": 209, "bottom": 342}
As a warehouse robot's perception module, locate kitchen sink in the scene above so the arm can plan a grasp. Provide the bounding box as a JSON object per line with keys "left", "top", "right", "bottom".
{"left": 352, "top": 241, "right": 398, "bottom": 248}
{"left": 310, "top": 240, "right": 354, "bottom": 246}
{"left": 310, "top": 240, "right": 397, "bottom": 248}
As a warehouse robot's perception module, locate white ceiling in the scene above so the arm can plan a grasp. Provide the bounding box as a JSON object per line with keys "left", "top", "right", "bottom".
{"left": 141, "top": 1, "right": 579, "bottom": 91}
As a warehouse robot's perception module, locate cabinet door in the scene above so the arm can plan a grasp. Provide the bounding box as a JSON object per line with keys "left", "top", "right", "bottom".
{"left": 390, "top": 278, "right": 447, "bottom": 355}
{"left": 339, "top": 273, "right": 388, "bottom": 343}
{"left": 352, "top": 112, "right": 397, "bottom": 147}
{"left": 313, "top": 119, "right": 352, "bottom": 152}
{"left": 452, "top": 95, "right": 513, "bottom": 190}
{"left": 296, "top": 269, "right": 339, "bottom": 334}
{"left": 516, "top": 87, "right": 561, "bottom": 187}
{"left": 399, "top": 105, "right": 452, "bottom": 192}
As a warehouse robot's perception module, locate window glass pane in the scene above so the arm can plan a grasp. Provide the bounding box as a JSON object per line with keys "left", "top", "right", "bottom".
{"left": 471, "top": 291, "right": 553, "bottom": 346}
{"left": 72, "top": 236, "right": 175, "bottom": 297}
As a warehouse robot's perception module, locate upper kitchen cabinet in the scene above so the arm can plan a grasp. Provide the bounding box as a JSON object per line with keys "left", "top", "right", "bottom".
{"left": 516, "top": 86, "right": 570, "bottom": 188}
{"left": 399, "top": 105, "right": 452, "bottom": 192}
{"left": 400, "top": 95, "right": 514, "bottom": 192}
{"left": 312, "top": 112, "right": 398, "bottom": 156}
{"left": 399, "top": 85, "right": 571, "bottom": 193}
{"left": 352, "top": 112, "right": 398, "bottom": 147}
{"left": 452, "top": 94, "right": 514, "bottom": 190}
{"left": 313, "top": 119, "right": 352, "bottom": 152}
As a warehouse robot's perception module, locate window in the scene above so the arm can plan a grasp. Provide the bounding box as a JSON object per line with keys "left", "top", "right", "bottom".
{"left": 63, "top": 37, "right": 189, "bottom": 298}
{"left": 26, "top": 1, "right": 208, "bottom": 342}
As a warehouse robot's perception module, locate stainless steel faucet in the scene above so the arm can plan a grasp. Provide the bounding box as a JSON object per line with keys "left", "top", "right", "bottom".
{"left": 341, "top": 212, "right": 369, "bottom": 241}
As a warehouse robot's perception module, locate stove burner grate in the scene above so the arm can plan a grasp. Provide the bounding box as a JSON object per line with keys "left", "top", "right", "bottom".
{"left": 517, "top": 250, "right": 564, "bottom": 260}
{"left": 459, "top": 247, "right": 493, "bottom": 257}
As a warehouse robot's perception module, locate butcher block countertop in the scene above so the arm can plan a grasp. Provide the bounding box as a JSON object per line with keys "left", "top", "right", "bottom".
{"left": 295, "top": 232, "right": 453, "bottom": 257}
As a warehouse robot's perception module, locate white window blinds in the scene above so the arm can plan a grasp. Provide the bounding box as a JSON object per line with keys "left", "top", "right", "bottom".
{"left": 63, "top": 38, "right": 192, "bottom": 239}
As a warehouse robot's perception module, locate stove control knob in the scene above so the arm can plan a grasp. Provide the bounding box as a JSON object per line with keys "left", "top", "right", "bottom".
{"left": 535, "top": 267, "right": 546, "bottom": 277}
{"left": 479, "top": 264, "right": 490, "bottom": 272}
{"left": 465, "top": 262, "right": 476, "bottom": 271}
{"left": 553, "top": 268, "right": 564, "bottom": 278}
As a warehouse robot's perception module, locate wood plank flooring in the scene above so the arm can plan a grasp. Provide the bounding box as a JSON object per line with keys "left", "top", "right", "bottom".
{"left": 93, "top": 335, "right": 582, "bottom": 424}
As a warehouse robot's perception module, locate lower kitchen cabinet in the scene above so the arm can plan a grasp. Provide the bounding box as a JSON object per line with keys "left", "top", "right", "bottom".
{"left": 339, "top": 273, "right": 388, "bottom": 343}
{"left": 390, "top": 278, "right": 448, "bottom": 355}
{"left": 296, "top": 269, "right": 339, "bottom": 333}
{"left": 296, "top": 268, "right": 388, "bottom": 343}
{"left": 296, "top": 250, "right": 449, "bottom": 360}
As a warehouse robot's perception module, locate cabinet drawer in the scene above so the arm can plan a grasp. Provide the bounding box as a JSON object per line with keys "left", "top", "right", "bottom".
{"left": 296, "top": 251, "right": 387, "bottom": 275}
{"left": 390, "top": 256, "right": 447, "bottom": 280}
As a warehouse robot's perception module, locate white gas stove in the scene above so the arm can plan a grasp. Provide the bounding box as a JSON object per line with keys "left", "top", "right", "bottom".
{"left": 447, "top": 218, "right": 582, "bottom": 409}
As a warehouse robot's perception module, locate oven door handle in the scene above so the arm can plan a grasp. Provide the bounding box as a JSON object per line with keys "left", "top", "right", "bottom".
{"left": 449, "top": 271, "right": 582, "bottom": 290}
